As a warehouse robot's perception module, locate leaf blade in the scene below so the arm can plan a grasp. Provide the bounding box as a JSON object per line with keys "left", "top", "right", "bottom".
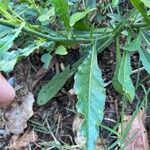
{"left": 112, "top": 0, "right": 119, "bottom": 7}
{"left": 142, "top": 0, "right": 150, "bottom": 8}
{"left": 0, "top": 22, "right": 25, "bottom": 55}
{"left": 139, "top": 48, "right": 150, "bottom": 74}
{"left": 140, "top": 30, "right": 150, "bottom": 74}
{"left": 112, "top": 50, "right": 135, "bottom": 102}
{"left": 130, "top": 0, "right": 150, "bottom": 25}
{"left": 122, "top": 33, "right": 141, "bottom": 52}
{"left": 0, "top": 42, "right": 45, "bottom": 72}
{"left": 74, "top": 44, "right": 106, "bottom": 150}
{"left": 50, "top": 0, "right": 70, "bottom": 31}
{"left": 70, "top": 8, "right": 96, "bottom": 27}
{"left": 55, "top": 45, "right": 68, "bottom": 55}
{"left": 37, "top": 56, "right": 85, "bottom": 105}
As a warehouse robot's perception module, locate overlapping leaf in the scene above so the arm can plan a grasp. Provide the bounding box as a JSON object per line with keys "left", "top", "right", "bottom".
{"left": 86, "top": 0, "right": 96, "bottom": 8}
{"left": 70, "top": 8, "right": 95, "bottom": 27}
{"left": 112, "top": 0, "right": 119, "bottom": 7}
{"left": 0, "top": 1, "right": 15, "bottom": 21}
{"left": 112, "top": 50, "right": 135, "bottom": 102}
{"left": 0, "top": 42, "right": 45, "bottom": 72}
{"left": 141, "top": 52, "right": 150, "bottom": 73}
{"left": 122, "top": 33, "right": 141, "bottom": 52}
{"left": 142, "top": 0, "right": 150, "bottom": 8}
{"left": 0, "top": 22, "right": 25, "bottom": 55}
{"left": 130, "top": 0, "right": 150, "bottom": 25}
{"left": 139, "top": 31, "right": 150, "bottom": 74}
{"left": 50, "top": 0, "right": 70, "bottom": 31}
{"left": 74, "top": 44, "right": 106, "bottom": 150}
{"left": 38, "top": 7, "right": 55, "bottom": 23}
{"left": 37, "top": 56, "right": 85, "bottom": 105}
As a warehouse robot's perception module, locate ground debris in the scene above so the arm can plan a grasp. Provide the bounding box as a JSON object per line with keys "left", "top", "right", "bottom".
{"left": 73, "top": 115, "right": 105, "bottom": 149}
{"left": 7, "top": 131, "right": 38, "bottom": 150}
{"left": 119, "top": 110, "right": 149, "bottom": 150}
{"left": 5, "top": 92, "right": 35, "bottom": 134}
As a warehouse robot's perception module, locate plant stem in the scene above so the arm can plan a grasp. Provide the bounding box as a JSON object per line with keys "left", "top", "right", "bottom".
{"left": 0, "top": 19, "right": 91, "bottom": 43}
{"left": 0, "top": 19, "right": 146, "bottom": 44}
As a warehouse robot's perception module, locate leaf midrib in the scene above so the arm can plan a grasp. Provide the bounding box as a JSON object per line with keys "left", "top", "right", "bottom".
{"left": 87, "top": 48, "right": 96, "bottom": 145}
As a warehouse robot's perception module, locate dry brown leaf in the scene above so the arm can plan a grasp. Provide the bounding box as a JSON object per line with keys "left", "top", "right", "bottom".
{"left": 119, "top": 109, "right": 149, "bottom": 150}
{"left": 73, "top": 115, "right": 85, "bottom": 146}
{"left": 8, "top": 131, "right": 38, "bottom": 150}
{"left": 73, "top": 115, "right": 105, "bottom": 149}
{"left": 5, "top": 92, "right": 35, "bottom": 134}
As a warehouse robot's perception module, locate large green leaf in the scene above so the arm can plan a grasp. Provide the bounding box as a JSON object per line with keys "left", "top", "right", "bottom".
{"left": 0, "top": 22, "right": 25, "bottom": 55}
{"left": 70, "top": 8, "right": 95, "bottom": 27}
{"left": 50, "top": 0, "right": 70, "bottom": 31}
{"left": 112, "top": 47, "right": 135, "bottom": 102}
{"left": 130, "top": 0, "right": 150, "bottom": 25}
{"left": 37, "top": 56, "right": 85, "bottom": 105}
{"left": 74, "top": 44, "right": 106, "bottom": 150}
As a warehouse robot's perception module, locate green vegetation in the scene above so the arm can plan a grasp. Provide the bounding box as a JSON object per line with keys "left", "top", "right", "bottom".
{"left": 0, "top": 0, "right": 150, "bottom": 149}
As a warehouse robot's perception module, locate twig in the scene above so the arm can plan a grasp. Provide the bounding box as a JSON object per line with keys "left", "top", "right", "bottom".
{"left": 131, "top": 67, "right": 145, "bottom": 74}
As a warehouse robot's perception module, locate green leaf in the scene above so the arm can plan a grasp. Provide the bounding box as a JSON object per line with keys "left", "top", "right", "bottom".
{"left": 112, "top": 0, "right": 119, "bottom": 7}
{"left": 140, "top": 30, "right": 150, "bottom": 73}
{"left": 107, "top": 13, "right": 126, "bottom": 22}
{"left": 38, "top": 7, "right": 55, "bottom": 22}
{"left": 141, "top": 30, "right": 150, "bottom": 47}
{"left": 26, "top": 0, "right": 36, "bottom": 6}
{"left": 72, "top": 20, "right": 90, "bottom": 31}
{"left": 0, "top": 42, "right": 45, "bottom": 72}
{"left": 74, "top": 44, "right": 106, "bottom": 150}
{"left": 112, "top": 39, "right": 123, "bottom": 97}
{"left": 0, "top": 51, "right": 17, "bottom": 72}
{"left": 139, "top": 48, "right": 150, "bottom": 74}
{"left": 0, "top": 22, "right": 25, "bottom": 55}
{"left": 55, "top": 45, "right": 68, "bottom": 55}
{"left": 122, "top": 33, "right": 141, "bottom": 52}
{"left": 130, "top": 0, "right": 150, "bottom": 25}
{"left": 112, "top": 51, "right": 135, "bottom": 102}
{"left": 50, "top": 0, "right": 70, "bottom": 31}
{"left": 0, "top": 2, "right": 15, "bottom": 21}
{"left": 37, "top": 56, "right": 85, "bottom": 105}
{"left": 41, "top": 53, "right": 52, "bottom": 69}
{"left": 70, "top": 8, "right": 96, "bottom": 27}
{"left": 142, "top": 0, "right": 150, "bottom": 8}
{"left": 86, "top": 0, "right": 96, "bottom": 8}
